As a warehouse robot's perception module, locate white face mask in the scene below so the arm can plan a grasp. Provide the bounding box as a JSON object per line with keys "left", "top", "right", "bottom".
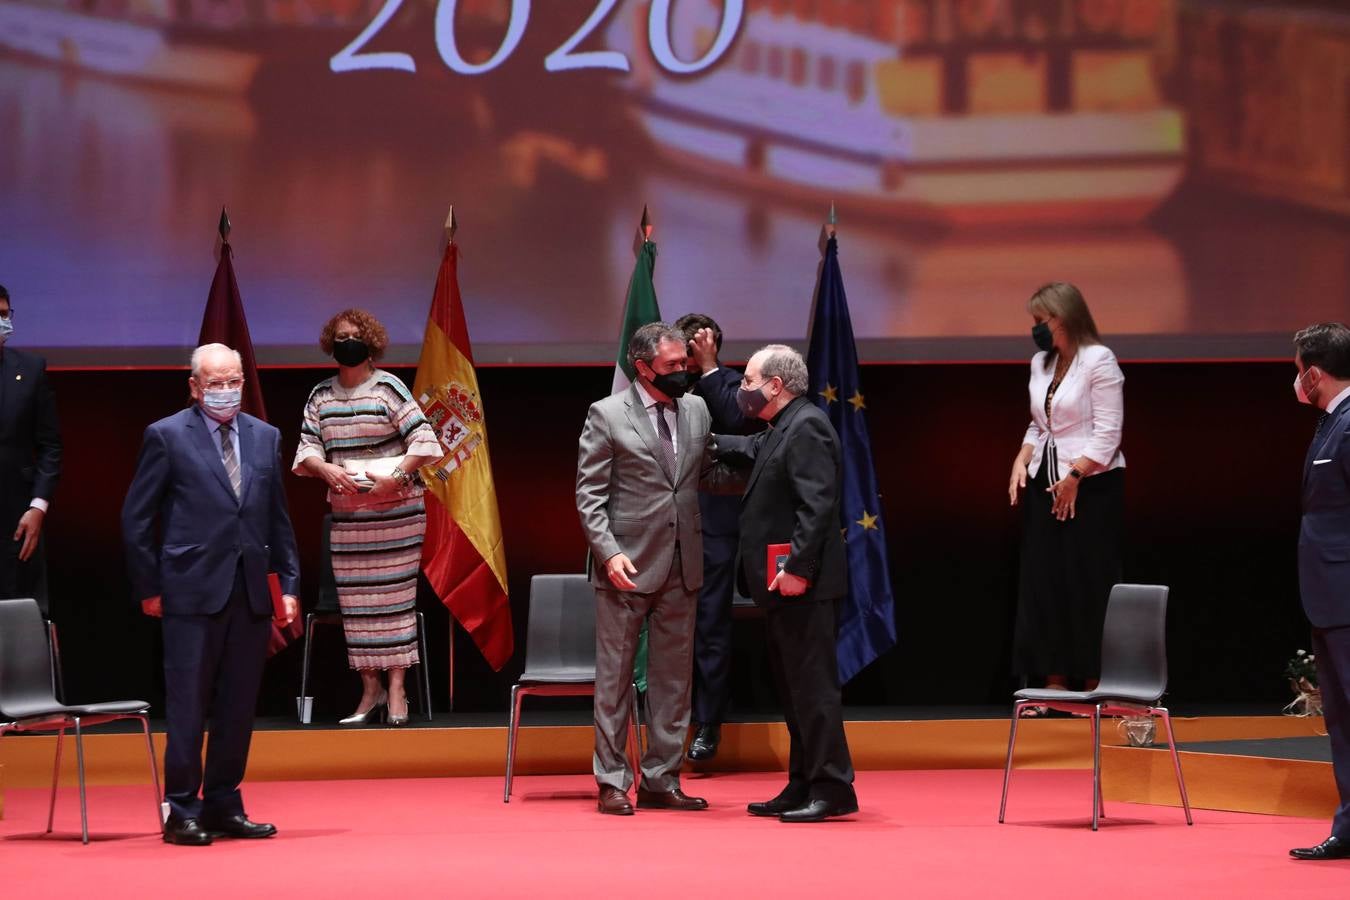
{"left": 1295, "top": 369, "right": 1317, "bottom": 406}
{"left": 201, "top": 388, "right": 242, "bottom": 423}
{"left": 0, "top": 316, "right": 13, "bottom": 342}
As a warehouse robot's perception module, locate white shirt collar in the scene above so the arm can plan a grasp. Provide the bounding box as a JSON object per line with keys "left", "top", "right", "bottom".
{"left": 634, "top": 379, "right": 667, "bottom": 410}
{"left": 1327, "top": 385, "right": 1350, "bottom": 415}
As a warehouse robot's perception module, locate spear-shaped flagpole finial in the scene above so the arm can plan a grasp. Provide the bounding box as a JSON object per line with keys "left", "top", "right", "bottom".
{"left": 445, "top": 205, "right": 458, "bottom": 243}
{"left": 826, "top": 201, "right": 837, "bottom": 237}
{"left": 218, "top": 206, "right": 232, "bottom": 242}
{"left": 640, "top": 204, "right": 653, "bottom": 242}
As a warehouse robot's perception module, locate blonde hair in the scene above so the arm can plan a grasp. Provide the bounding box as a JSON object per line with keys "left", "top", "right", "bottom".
{"left": 1027, "top": 282, "right": 1101, "bottom": 370}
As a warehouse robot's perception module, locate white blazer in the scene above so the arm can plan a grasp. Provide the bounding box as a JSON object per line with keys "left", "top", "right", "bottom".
{"left": 1022, "top": 342, "right": 1125, "bottom": 481}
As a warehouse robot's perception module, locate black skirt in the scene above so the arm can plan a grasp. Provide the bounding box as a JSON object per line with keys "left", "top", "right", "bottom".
{"left": 1013, "top": 463, "right": 1124, "bottom": 681}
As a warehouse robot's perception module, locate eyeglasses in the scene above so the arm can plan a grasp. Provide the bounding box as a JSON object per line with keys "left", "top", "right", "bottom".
{"left": 200, "top": 378, "right": 244, "bottom": 391}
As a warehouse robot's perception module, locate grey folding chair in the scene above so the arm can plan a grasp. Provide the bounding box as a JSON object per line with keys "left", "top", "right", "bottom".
{"left": 999, "top": 583, "right": 1192, "bottom": 830}
{"left": 504, "top": 574, "right": 642, "bottom": 802}
{"left": 298, "top": 514, "right": 434, "bottom": 722}
{"left": 0, "top": 598, "right": 161, "bottom": 844}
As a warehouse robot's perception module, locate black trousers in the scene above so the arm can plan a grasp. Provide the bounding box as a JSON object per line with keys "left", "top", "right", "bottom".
{"left": 691, "top": 533, "right": 738, "bottom": 726}
{"left": 765, "top": 598, "right": 856, "bottom": 805}
{"left": 161, "top": 564, "right": 271, "bottom": 821}
{"left": 1313, "top": 625, "right": 1350, "bottom": 838}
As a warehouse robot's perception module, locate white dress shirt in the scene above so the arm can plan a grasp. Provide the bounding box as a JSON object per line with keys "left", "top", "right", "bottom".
{"left": 634, "top": 380, "right": 678, "bottom": 456}
{"left": 1022, "top": 343, "right": 1126, "bottom": 481}
{"left": 1326, "top": 385, "right": 1350, "bottom": 416}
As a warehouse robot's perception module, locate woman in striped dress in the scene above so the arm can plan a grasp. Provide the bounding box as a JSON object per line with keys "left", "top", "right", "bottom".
{"left": 294, "top": 309, "right": 443, "bottom": 726}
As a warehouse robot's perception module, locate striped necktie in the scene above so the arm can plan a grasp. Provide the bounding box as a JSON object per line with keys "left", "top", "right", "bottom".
{"left": 655, "top": 401, "right": 677, "bottom": 480}
{"left": 219, "top": 422, "right": 241, "bottom": 499}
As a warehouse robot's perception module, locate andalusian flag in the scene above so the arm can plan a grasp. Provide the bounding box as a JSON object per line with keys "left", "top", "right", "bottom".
{"left": 611, "top": 207, "right": 660, "bottom": 394}
{"left": 613, "top": 208, "right": 660, "bottom": 690}
{"left": 413, "top": 218, "right": 513, "bottom": 670}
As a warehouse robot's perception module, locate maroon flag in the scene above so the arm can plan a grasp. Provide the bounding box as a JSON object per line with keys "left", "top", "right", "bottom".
{"left": 198, "top": 209, "right": 298, "bottom": 653}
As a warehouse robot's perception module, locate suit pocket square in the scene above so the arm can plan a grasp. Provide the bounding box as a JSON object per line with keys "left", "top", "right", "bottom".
{"left": 1313, "top": 459, "right": 1333, "bottom": 465}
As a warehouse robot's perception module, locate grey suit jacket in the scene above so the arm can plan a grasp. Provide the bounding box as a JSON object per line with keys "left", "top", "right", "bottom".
{"left": 576, "top": 384, "right": 713, "bottom": 594}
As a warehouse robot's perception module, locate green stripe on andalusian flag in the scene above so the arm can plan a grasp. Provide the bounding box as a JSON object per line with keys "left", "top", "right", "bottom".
{"left": 611, "top": 220, "right": 661, "bottom": 395}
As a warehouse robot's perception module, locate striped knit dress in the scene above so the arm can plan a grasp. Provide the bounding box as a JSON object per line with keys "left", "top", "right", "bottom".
{"left": 293, "top": 370, "right": 443, "bottom": 670}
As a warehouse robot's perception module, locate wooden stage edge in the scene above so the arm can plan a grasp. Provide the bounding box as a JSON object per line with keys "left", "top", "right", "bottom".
{"left": 0, "top": 714, "right": 1331, "bottom": 817}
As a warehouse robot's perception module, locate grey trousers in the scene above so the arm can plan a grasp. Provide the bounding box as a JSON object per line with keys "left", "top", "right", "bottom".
{"left": 593, "top": 553, "right": 697, "bottom": 791}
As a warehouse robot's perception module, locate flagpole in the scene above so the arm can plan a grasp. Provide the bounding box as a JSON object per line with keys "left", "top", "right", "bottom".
{"left": 444, "top": 205, "right": 457, "bottom": 714}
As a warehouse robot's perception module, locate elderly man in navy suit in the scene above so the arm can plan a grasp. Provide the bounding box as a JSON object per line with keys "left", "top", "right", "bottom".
{"left": 0, "top": 284, "right": 61, "bottom": 615}
{"left": 674, "top": 313, "right": 762, "bottom": 761}
{"left": 122, "top": 343, "right": 299, "bottom": 846}
{"left": 1291, "top": 323, "right": 1350, "bottom": 860}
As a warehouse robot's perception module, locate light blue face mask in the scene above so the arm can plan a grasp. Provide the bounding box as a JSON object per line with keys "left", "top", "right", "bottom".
{"left": 0, "top": 316, "right": 13, "bottom": 341}
{"left": 201, "top": 388, "right": 242, "bottom": 423}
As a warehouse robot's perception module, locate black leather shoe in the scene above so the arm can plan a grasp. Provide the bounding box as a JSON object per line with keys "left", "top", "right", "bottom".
{"left": 636, "top": 787, "right": 709, "bottom": 810}
{"left": 779, "top": 798, "right": 859, "bottom": 823}
{"left": 200, "top": 814, "right": 278, "bottom": 839}
{"left": 747, "top": 786, "right": 808, "bottom": 817}
{"left": 163, "top": 816, "right": 213, "bottom": 846}
{"left": 687, "top": 724, "right": 721, "bottom": 762}
{"left": 1290, "top": 836, "right": 1350, "bottom": 860}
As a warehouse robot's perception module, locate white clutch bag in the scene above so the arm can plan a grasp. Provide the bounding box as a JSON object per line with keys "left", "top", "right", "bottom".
{"left": 341, "top": 457, "right": 403, "bottom": 482}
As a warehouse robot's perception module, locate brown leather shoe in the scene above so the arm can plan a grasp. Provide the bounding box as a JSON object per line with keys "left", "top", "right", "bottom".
{"left": 636, "top": 787, "right": 709, "bottom": 811}
{"left": 598, "top": 786, "right": 634, "bottom": 816}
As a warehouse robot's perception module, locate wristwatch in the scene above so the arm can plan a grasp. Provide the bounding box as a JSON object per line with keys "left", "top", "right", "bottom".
{"left": 1068, "top": 467, "right": 1083, "bottom": 480}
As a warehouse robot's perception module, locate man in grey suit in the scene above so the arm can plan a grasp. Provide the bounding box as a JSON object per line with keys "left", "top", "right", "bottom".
{"left": 577, "top": 322, "right": 715, "bottom": 815}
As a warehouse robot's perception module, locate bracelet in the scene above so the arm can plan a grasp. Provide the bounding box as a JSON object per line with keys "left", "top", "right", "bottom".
{"left": 1068, "top": 467, "right": 1083, "bottom": 480}
{"left": 392, "top": 468, "right": 411, "bottom": 487}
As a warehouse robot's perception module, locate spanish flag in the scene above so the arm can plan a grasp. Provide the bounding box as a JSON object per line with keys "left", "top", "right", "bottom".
{"left": 412, "top": 235, "right": 513, "bottom": 670}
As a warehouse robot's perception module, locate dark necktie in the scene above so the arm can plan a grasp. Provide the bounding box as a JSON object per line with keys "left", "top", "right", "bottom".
{"left": 219, "top": 422, "right": 241, "bottom": 499}
{"left": 655, "top": 401, "right": 676, "bottom": 480}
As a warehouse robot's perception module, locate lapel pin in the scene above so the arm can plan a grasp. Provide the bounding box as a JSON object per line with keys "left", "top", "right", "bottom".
{"left": 15, "top": 374, "right": 21, "bottom": 381}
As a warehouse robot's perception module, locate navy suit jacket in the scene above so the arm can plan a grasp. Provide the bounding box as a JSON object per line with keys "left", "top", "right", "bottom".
{"left": 121, "top": 406, "right": 299, "bottom": 617}
{"left": 692, "top": 367, "right": 762, "bottom": 538}
{"left": 1298, "top": 397, "right": 1350, "bottom": 629}
{"left": 0, "top": 348, "right": 61, "bottom": 524}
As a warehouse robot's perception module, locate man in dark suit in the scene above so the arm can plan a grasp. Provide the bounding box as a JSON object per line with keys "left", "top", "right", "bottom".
{"left": 0, "top": 284, "right": 61, "bottom": 615}
{"left": 1290, "top": 323, "right": 1350, "bottom": 860}
{"left": 718, "top": 344, "right": 857, "bottom": 823}
{"left": 674, "top": 313, "right": 763, "bottom": 761}
{"left": 122, "top": 343, "right": 300, "bottom": 846}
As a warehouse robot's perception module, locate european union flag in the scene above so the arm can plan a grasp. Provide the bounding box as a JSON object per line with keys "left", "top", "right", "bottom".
{"left": 807, "top": 234, "right": 897, "bottom": 684}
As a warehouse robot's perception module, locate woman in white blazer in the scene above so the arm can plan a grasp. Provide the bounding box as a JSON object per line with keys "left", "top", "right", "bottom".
{"left": 1008, "top": 283, "right": 1125, "bottom": 707}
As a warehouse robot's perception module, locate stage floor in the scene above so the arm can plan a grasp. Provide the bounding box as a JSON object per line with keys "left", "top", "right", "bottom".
{"left": 1, "top": 770, "right": 1345, "bottom": 898}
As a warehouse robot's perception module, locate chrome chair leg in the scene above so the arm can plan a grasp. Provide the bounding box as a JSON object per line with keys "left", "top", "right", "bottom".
{"left": 416, "top": 611, "right": 433, "bottom": 721}
{"left": 1090, "top": 710, "right": 1105, "bottom": 821}
{"left": 998, "top": 701, "right": 1024, "bottom": 823}
{"left": 504, "top": 683, "right": 522, "bottom": 803}
{"left": 1158, "top": 707, "right": 1193, "bottom": 825}
{"left": 74, "top": 716, "right": 89, "bottom": 845}
{"left": 139, "top": 715, "right": 164, "bottom": 827}
{"left": 47, "top": 724, "right": 66, "bottom": 833}
{"left": 298, "top": 613, "right": 317, "bottom": 723}
{"left": 1091, "top": 704, "right": 1103, "bottom": 832}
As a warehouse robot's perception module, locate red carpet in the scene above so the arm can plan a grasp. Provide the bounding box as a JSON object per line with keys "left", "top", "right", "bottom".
{"left": 2, "top": 769, "right": 1346, "bottom": 897}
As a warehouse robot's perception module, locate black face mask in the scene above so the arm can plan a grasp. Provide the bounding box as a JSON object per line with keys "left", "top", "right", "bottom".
{"left": 333, "top": 338, "right": 371, "bottom": 367}
{"left": 642, "top": 365, "right": 693, "bottom": 399}
{"left": 1031, "top": 322, "right": 1055, "bottom": 353}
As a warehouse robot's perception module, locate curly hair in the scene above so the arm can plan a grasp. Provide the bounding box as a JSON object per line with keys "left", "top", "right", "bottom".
{"left": 319, "top": 308, "right": 389, "bottom": 361}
